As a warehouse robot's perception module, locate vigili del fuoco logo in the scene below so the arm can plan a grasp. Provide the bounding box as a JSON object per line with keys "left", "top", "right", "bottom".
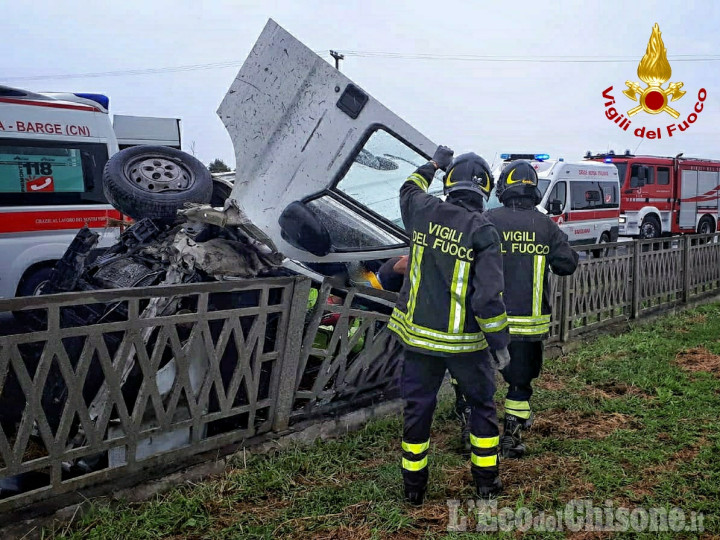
{"left": 601, "top": 23, "right": 707, "bottom": 140}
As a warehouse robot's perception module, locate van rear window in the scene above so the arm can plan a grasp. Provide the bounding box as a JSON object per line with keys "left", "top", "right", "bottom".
{"left": 0, "top": 139, "right": 108, "bottom": 206}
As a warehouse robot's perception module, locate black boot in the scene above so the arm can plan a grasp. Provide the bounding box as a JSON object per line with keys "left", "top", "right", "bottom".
{"left": 475, "top": 468, "right": 503, "bottom": 498}
{"left": 404, "top": 486, "right": 426, "bottom": 505}
{"left": 500, "top": 413, "right": 533, "bottom": 458}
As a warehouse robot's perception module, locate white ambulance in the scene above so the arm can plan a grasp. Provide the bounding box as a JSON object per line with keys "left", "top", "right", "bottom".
{"left": 0, "top": 85, "right": 180, "bottom": 299}
{"left": 490, "top": 154, "right": 620, "bottom": 246}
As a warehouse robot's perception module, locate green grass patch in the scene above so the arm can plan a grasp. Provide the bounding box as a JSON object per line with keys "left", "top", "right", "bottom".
{"left": 44, "top": 304, "right": 720, "bottom": 538}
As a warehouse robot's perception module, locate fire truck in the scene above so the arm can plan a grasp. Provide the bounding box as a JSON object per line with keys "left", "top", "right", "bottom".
{"left": 0, "top": 85, "right": 181, "bottom": 299}
{"left": 586, "top": 151, "right": 720, "bottom": 238}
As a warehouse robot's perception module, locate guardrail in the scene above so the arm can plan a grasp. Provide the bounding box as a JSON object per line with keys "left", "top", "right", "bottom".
{"left": 0, "top": 232, "right": 718, "bottom": 519}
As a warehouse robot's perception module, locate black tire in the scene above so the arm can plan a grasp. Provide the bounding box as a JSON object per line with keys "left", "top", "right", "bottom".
{"left": 591, "top": 232, "right": 611, "bottom": 258}
{"left": 639, "top": 215, "right": 661, "bottom": 239}
{"left": 697, "top": 215, "right": 716, "bottom": 235}
{"left": 16, "top": 265, "right": 53, "bottom": 298}
{"left": 103, "top": 146, "right": 213, "bottom": 222}
{"left": 13, "top": 264, "right": 54, "bottom": 327}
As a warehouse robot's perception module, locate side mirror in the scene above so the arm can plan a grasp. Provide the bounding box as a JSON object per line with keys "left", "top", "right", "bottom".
{"left": 637, "top": 166, "right": 647, "bottom": 186}
{"left": 278, "top": 201, "right": 332, "bottom": 256}
{"left": 548, "top": 199, "right": 563, "bottom": 215}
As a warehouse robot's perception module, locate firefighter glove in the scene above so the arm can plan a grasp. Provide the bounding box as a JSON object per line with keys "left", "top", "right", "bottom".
{"left": 432, "top": 145, "right": 454, "bottom": 172}
{"left": 493, "top": 347, "right": 511, "bottom": 371}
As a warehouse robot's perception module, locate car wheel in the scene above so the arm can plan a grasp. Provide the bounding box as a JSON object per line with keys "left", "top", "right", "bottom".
{"left": 14, "top": 264, "right": 54, "bottom": 327}
{"left": 697, "top": 215, "right": 715, "bottom": 235}
{"left": 639, "top": 216, "right": 661, "bottom": 239}
{"left": 103, "top": 146, "right": 213, "bottom": 223}
{"left": 591, "top": 232, "right": 611, "bottom": 258}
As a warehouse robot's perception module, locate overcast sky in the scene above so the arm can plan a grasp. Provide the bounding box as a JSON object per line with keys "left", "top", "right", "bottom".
{"left": 2, "top": 0, "right": 718, "bottom": 168}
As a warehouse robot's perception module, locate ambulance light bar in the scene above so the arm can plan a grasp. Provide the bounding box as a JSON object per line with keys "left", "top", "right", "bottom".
{"left": 500, "top": 153, "right": 550, "bottom": 162}
{"left": 74, "top": 93, "right": 110, "bottom": 109}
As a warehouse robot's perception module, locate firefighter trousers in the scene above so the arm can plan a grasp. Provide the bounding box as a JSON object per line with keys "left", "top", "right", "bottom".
{"left": 500, "top": 340, "right": 544, "bottom": 421}
{"left": 401, "top": 349, "right": 500, "bottom": 492}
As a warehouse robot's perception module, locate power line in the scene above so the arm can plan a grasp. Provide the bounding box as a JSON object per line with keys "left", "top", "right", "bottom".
{"left": 4, "top": 50, "right": 719, "bottom": 82}
{"left": 341, "top": 50, "right": 720, "bottom": 63}
{"left": 2, "top": 51, "right": 329, "bottom": 83}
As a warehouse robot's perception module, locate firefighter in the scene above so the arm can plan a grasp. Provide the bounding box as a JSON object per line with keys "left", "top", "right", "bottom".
{"left": 389, "top": 146, "right": 511, "bottom": 504}
{"left": 485, "top": 160, "right": 579, "bottom": 458}
{"left": 377, "top": 255, "right": 408, "bottom": 292}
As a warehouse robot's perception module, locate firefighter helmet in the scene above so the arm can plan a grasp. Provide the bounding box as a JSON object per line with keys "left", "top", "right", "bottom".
{"left": 442, "top": 153, "right": 494, "bottom": 200}
{"left": 496, "top": 160, "right": 541, "bottom": 204}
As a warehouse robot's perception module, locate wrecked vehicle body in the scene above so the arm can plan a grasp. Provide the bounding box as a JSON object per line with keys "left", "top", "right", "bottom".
{"left": 0, "top": 19, "right": 442, "bottom": 496}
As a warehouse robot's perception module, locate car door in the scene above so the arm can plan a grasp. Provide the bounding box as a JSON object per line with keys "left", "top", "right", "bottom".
{"left": 218, "top": 19, "right": 439, "bottom": 263}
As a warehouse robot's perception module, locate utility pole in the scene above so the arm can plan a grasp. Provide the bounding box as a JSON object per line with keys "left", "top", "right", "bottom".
{"left": 330, "top": 50, "right": 345, "bottom": 71}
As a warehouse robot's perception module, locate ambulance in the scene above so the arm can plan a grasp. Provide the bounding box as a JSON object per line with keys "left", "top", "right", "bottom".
{"left": 0, "top": 85, "right": 180, "bottom": 299}
{"left": 490, "top": 154, "right": 620, "bottom": 245}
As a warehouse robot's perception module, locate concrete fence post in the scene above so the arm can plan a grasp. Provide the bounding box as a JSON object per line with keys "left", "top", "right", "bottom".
{"left": 272, "top": 276, "right": 312, "bottom": 432}
{"left": 631, "top": 239, "right": 642, "bottom": 319}
{"left": 682, "top": 235, "right": 692, "bottom": 303}
{"left": 560, "top": 275, "right": 571, "bottom": 342}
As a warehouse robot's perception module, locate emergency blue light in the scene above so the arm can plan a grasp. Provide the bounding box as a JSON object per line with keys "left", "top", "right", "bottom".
{"left": 604, "top": 157, "right": 613, "bottom": 163}
{"left": 74, "top": 93, "right": 109, "bottom": 109}
{"left": 500, "top": 153, "right": 510, "bottom": 160}
{"left": 534, "top": 154, "right": 550, "bottom": 161}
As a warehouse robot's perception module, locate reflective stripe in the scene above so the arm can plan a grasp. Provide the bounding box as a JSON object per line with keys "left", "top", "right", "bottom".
{"left": 402, "top": 456, "right": 428, "bottom": 471}
{"left": 388, "top": 320, "right": 488, "bottom": 353}
{"left": 392, "top": 309, "right": 486, "bottom": 343}
{"left": 408, "top": 173, "right": 429, "bottom": 191}
{"left": 477, "top": 312, "right": 509, "bottom": 326}
{"left": 509, "top": 325, "right": 549, "bottom": 335}
{"left": 505, "top": 399, "right": 532, "bottom": 419}
{"left": 508, "top": 315, "right": 550, "bottom": 325}
{"left": 405, "top": 245, "right": 424, "bottom": 321}
{"left": 469, "top": 434, "right": 499, "bottom": 449}
{"left": 471, "top": 453, "right": 498, "bottom": 468}
{"left": 448, "top": 260, "right": 469, "bottom": 333}
{"left": 366, "top": 271, "right": 383, "bottom": 290}
{"left": 532, "top": 255, "right": 546, "bottom": 317}
{"left": 402, "top": 440, "right": 430, "bottom": 454}
{"left": 505, "top": 399, "right": 530, "bottom": 411}
{"left": 477, "top": 313, "right": 509, "bottom": 333}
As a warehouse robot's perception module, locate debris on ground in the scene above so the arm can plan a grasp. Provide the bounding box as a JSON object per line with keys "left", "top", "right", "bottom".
{"left": 675, "top": 347, "right": 720, "bottom": 377}
{"left": 531, "top": 410, "right": 640, "bottom": 439}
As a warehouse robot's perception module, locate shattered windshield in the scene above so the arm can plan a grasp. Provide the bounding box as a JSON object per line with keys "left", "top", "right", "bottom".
{"left": 336, "top": 129, "right": 442, "bottom": 228}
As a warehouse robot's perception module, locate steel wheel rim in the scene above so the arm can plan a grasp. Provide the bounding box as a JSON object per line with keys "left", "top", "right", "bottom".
{"left": 125, "top": 156, "right": 194, "bottom": 194}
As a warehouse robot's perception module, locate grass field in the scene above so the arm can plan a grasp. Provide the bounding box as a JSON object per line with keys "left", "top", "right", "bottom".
{"left": 43, "top": 304, "right": 720, "bottom": 539}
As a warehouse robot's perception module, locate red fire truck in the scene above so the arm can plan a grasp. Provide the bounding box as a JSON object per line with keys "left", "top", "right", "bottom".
{"left": 586, "top": 151, "right": 720, "bottom": 238}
